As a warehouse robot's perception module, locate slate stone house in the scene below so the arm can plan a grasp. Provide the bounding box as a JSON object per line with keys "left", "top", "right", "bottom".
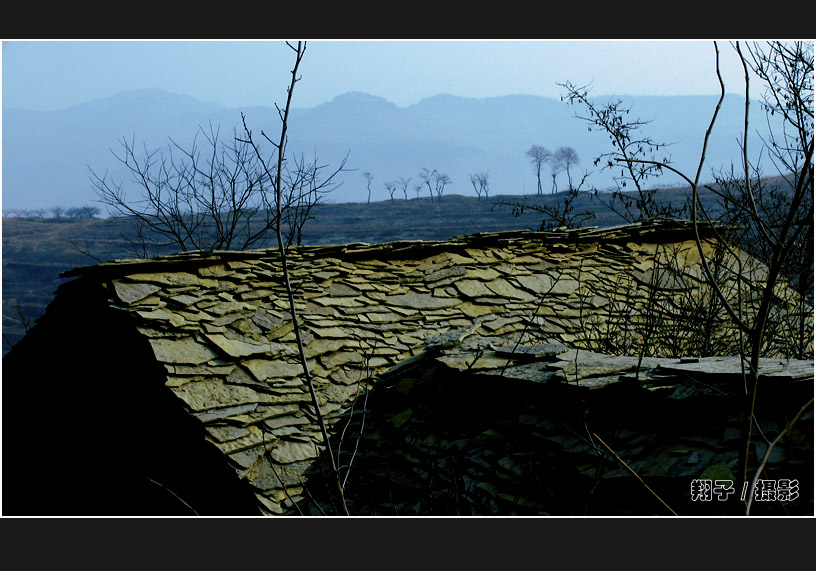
{"left": 2, "top": 220, "right": 812, "bottom": 515}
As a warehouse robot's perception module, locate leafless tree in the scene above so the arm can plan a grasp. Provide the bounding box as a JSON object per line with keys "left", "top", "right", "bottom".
{"left": 548, "top": 152, "right": 564, "bottom": 194}
{"left": 398, "top": 176, "right": 412, "bottom": 201}
{"left": 497, "top": 171, "right": 595, "bottom": 230}
{"left": 282, "top": 151, "right": 347, "bottom": 246}
{"left": 547, "top": 42, "right": 812, "bottom": 516}
{"left": 603, "top": 41, "right": 812, "bottom": 511}
{"left": 66, "top": 205, "right": 101, "bottom": 218}
{"left": 91, "top": 116, "right": 340, "bottom": 255}
{"left": 363, "top": 171, "right": 374, "bottom": 204}
{"left": 525, "top": 145, "right": 551, "bottom": 195}
{"left": 559, "top": 80, "right": 680, "bottom": 221}
{"left": 384, "top": 180, "right": 397, "bottom": 203}
{"left": 469, "top": 171, "right": 490, "bottom": 200}
{"left": 433, "top": 172, "right": 452, "bottom": 201}
{"left": 419, "top": 168, "right": 437, "bottom": 204}
{"left": 91, "top": 124, "right": 263, "bottom": 253}
{"left": 705, "top": 42, "right": 812, "bottom": 504}
{"left": 412, "top": 181, "right": 423, "bottom": 200}
{"left": 554, "top": 146, "right": 580, "bottom": 190}
{"left": 240, "top": 41, "right": 351, "bottom": 515}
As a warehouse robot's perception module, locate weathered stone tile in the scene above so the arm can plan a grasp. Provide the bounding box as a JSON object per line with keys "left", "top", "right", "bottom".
{"left": 204, "top": 300, "right": 252, "bottom": 317}
{"left": 480, "top": 316, "right": 523, "bottom": 332}
{"left": 112, "top": 280, "right": 162, "bottom": 304}
{"left": 303, "top": 338, "right": 345, "bottom": 359}
{"left": 135, "top": 307, "right": 189, "bottom": 327}
{"left": 198, "top": 264, "right": 234, "bottom": 277}
{"left": 310, "top": 326, "right": 352, "bottom": 339}
{"left": 194, "top": 402, "right": 259, "bottom": 424}
{"left": 244, "top": 403, "right": 303, "bottom": 423}
{"left": 204, "top": 333, "right": 271, "bottom": 358}
{"left": 320, "top": 350, "right": 363, "bottom": 369}
{"left": 167, "top": 293, "right": 203, "bottom": 307}
{"left": 483, "top": 279, "right": 537, "bottom": 301}
{"left": 267, "top": 440, "right": 320, "bottom": 465}
{"left": 312, "top": 270, "right": 340, "bottom": 281}
{"left": 128, "top": 271, "right": 220, "bottom": 288}
{"left": 212, "top": 425, "right": 267, "bottom": 455}
{"left": 464, "top": 267, "right": 502, "bottom": 281}
{"left": 227, "top": 317, "right": 264, "bottom": 335}
{"left": 325, "top": 282, "right": 362, "bottom": 297}
{"left": 149, "top": 336, "right": 219, "bottom": 364}
{"left": 165, "top": 375, "right": 198, "bottom": 387}
{"left": 328, "top": 367, "right": 368, "bottom": 386}
{"left": 308, "top": 296, "right": 364, "bottom": 308}
{"left": 243, "top": 359, "right": 304, "bottom": 382}
{"left": 226, "top": 364, "right": 290, "bottom": 390}
{"left": 168, "top": 363, "right": 235, "bottom": 377}
{"left": 264, "top": 415, "right": 310, "bottom": 431}
{"left": 425, "top": 265, "right": 468, "bottom": 285}
{"left": 243, "top": 453, "right": 312, "bottom": 490}
{"left": 238, "top": 288, "right": 279, "bottom": 301}
{"left": 171, "top": 378, "right": 279, "bottom": 411}
{"left": 454, "top": 279, "right": 494, "bottom": 298}
{"left": 360, "top": 311, "right": 404, "bottom": 324}
{"left": 206, "top": 424, "right": 252, "bottom": 443}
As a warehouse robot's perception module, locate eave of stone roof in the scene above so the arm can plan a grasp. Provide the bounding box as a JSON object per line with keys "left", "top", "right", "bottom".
{"left": 60, "top": 219, "right": 723, "bottom": 280}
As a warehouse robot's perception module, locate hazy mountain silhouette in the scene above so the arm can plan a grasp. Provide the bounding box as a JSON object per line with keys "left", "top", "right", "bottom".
{"left": 2, "top": 88, "right": 773, "bottom": 211}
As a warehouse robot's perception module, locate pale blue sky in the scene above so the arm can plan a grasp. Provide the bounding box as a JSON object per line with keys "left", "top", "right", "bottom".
{"left": 1, "top": 40, "right": 759, "bottom": 112}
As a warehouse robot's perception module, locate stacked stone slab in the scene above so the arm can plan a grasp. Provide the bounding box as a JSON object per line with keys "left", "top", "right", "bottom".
{"left": 58, "top": 220, "right": 811, "bottom": 514}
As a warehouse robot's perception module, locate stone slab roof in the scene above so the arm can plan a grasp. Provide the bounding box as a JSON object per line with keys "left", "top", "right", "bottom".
{"left": 40, "top": 219, "right": 811, "bottom": 514}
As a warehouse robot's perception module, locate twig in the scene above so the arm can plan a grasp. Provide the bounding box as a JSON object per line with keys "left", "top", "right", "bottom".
{"left": 14, "top": 301, "right": 31, "bottom": 333}
{"left": 146, "top": 477, "right": 199, "bottom": 515}
{"left": 592, "top": 433, "right": 678, "bottom": 516}
{"left": 261, "top": 430, "right": 304, "bottom": 515}
{"left": 499, "top": 267, "right": 562, "bottom": 377}
{"left": 300, "top": 476, "right": 328, "bottom": 516}
{"left": 745, "top": 397, "right": 813, "bottom": 515}
{"left": 242, "top": 41, "right": 348, "bottom": 515}
{"left": 341, "top": 341, "right": 372, "bottom": 490}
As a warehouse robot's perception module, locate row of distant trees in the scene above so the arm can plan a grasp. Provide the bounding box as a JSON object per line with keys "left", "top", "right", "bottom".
{"left": 5, "top": 146, "right": 579, "bottom": 237}
{"left": 3, "top": 205, "right": 101, "bottom": 219}
{"left": 373, "top": 170, "right": 493, "bottom": 203}
{"left": 364, "top": 145, "right": 580, "bottom": 206}
{"left": 365, "top": 168, "right": 455, "bottom": 205}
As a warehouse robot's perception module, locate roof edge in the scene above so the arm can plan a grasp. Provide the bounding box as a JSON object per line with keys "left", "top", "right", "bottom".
{"left": 60, "top": 218, "right": 722, "bottom": 281}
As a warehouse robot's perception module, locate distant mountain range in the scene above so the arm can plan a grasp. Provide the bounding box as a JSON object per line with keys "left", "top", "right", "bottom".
{"left": 2, "top": 88, "right": 776, "bottom": 211}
